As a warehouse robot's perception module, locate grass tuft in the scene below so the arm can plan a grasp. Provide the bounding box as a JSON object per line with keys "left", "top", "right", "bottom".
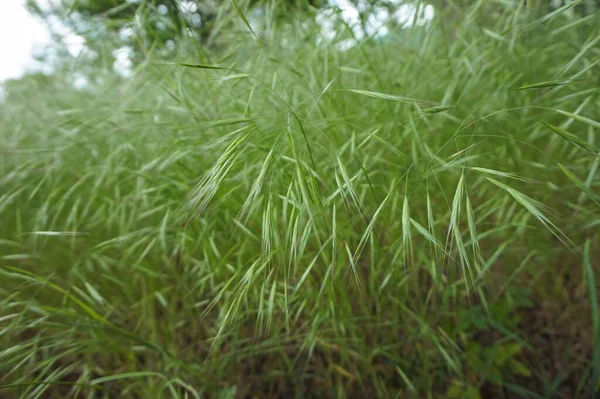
{"left": 1, "top": 1, "right": 599, "bottom": 397}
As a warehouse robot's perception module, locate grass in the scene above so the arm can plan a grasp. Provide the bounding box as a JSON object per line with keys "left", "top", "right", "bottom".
{"left": 1, "top": 1, "right": 599, "bottom": 398}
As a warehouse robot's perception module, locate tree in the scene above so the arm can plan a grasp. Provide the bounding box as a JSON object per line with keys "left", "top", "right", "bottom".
{"left": 26, "top": 0, "right": 326, "bottom": 53}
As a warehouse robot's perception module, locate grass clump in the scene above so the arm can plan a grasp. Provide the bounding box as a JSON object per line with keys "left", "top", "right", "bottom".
{"left": 1, "top": 2, "right": 599, "bottom": 398}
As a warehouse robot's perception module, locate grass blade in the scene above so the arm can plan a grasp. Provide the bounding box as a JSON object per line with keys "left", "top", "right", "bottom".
{"left": 538, "top": 120, "right": 599, "bottom": 154}
{"left": 230, "top": 0, "right": 259, "bottom": 40}
{"left": 344, "top": 89, "right": 435, "bottom": 105}
{"left": 558, "top": 164, "right": 600, "bottom": 207}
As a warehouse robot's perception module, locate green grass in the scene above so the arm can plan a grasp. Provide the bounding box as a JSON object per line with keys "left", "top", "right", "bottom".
{"left": 1, "top": 2, "right": 599, "bottom": 398}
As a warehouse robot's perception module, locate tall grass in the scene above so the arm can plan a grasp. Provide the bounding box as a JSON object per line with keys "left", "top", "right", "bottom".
{"left": 1, "top": 1, "right": 599, "bottom": 397}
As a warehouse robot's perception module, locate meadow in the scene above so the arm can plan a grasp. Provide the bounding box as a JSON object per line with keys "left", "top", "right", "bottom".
{"left": 1, "top": 1, "right": 599, "bottom": 398}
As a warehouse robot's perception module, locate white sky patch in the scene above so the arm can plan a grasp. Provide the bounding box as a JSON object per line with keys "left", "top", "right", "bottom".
{"left": 318, "top": 0, "right": 435, "bottom": 50}
{"left": 0, "top": 0, "right": 87, "bottom": 82}
{"left": 47, "top": 14, "right": 86, "bottom": 58}
{"left": 396, "top": 3, "right": 435, "bottom": 27}
{"left": 113, "top": 47, "right": 134, "bottom": 78}
{"left": 72, "top": 74, "right": 90, "bottom": 90}
{"left": 0, "top": 1, "right": 51, "bottom": 80}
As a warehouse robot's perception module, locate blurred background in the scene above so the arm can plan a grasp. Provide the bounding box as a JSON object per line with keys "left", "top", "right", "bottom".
{"left": 3, "top": 0, "right": 597, "bottom": 85}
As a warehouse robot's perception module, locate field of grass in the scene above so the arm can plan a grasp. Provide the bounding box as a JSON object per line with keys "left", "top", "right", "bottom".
{"left": 1, "top": 1, "right": 599, "bottom": 398}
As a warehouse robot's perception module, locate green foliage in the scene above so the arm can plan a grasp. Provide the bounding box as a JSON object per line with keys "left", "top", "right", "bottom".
{"left": 1, "top": 1, "right": 600, "bottom": 398}
{"left": 27, "top": 0, "right": 325, "bottom": 51}
{"left": 454, "top": 288, "right": 533, "bottom": 390}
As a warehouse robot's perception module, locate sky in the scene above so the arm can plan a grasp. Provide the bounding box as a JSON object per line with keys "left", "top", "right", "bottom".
{"left": 0, "top": 1, "right": 52, "bottom": 81}
{"left": 0, "top": 0, "right": 434, "bottom": 82}
{"left": 320, "top": 0, "right": 434, "bottom": 49}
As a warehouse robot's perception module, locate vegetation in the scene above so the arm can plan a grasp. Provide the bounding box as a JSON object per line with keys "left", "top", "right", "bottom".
{"left": 1, "top": 1, "right": 599, "bottom": 398}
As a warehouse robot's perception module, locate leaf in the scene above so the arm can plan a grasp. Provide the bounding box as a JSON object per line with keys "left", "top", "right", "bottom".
{"left": 352, "top": 187, "right": 394, "bottom": 265}
{"left": 178, "top": 63, "right": 227, "bottom": 70}
{"left": 29, "top": 231, "right": 88, "bottom": 236}
{"left": 465, "top": 386, "right": 482, "bottom": 399}
{"left": 469, "top": 167, "right": 536, "bottom": 183}
{"left": 538, "top": 120, "right": 599, "bottom": 154}
{"left": 483, "top": 28, "right": 503, "bottom": 41}
{"left": 510, "top": 360, "right": 532, "bottom": 377}
{"left": 446, "top": 382, "right": 464, "bottom": 398}
{"left": 554, "top": 110, "right": 600, "bottom": 130}
{"left": 485, "top": 177, "right": 572, "bottom": 248}
{"left": 238, "top": 148, "right": 275, "bottom": 223}
{"left": 131, "top": 58, "right": 228, "bottom": 70}
{"left": 473, "top": 315, "right": 487, "bottom": 330}
{"left": 552, "top": 34, "right": 600, "bottom": 80}
{"left": 206, "top": 118, "right": 253, "bottom": 127}
{"left": 402, "top": 196, "right": 412, "bottom": 263}
{"left": 183, "top": 126, "right": 254, "bottom": 222}
{"left": 410, "top": 218, "right": 443, "bottom": 251}
{"left": 558, "top": 164, "right": 600, "bottom": 207}
{"left": 332, "top": 364, "right": 354, "bottom": 379}
{"left": 345, "top": 89, "right": 435, "bottom": 104}
{"left": 521, "top": 0, "right": 585, "bottom": 31}
{"left": 217, "top": 386, "right": 237, "bottom": 399}
{"left": 92, "top": 371, "right": 165, "bottom": 385}
{"left": 337, "top": 156, "right": 366, "bottom": 220}
{"left": 514, "top": 80, "right": 566, "bottom": 90}
{"left": 419, "top": 105, "right": 455, "bottom": 114}
{"left": 85, "top": 282, "right": 105, "bottom": 305}
{"left": 504, "top": 342, "right": 523, "bottom": 358}
{"left": 2, "top": 254, "right": 39, "bottom": 260}
{"left": 396, "top": 366, "right": 417, "bottom": 393}
{"left": 4, "top": 266, "right": 106, "bottom": 323}
{"left": 230, "top": 0, "right": 259, "bottom": 40}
